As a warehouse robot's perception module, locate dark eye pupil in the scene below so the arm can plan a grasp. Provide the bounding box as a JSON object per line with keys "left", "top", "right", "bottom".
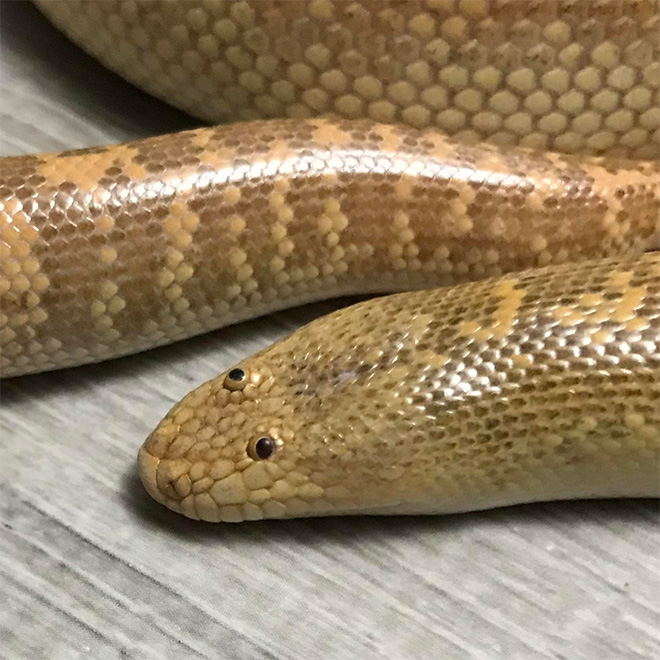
{"left": 255, "top": 437, "right": 276, "bottom": 460}
{"left": 228, "top": 368, "right": 245, "bottom": 381}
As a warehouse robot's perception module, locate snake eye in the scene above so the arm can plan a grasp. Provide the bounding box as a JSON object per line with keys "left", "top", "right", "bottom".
{"left": 247, "top": 436, "right": 277, "bottom": 461}
{"left": 224, "top": 367, "right": 248, "bottom": 391}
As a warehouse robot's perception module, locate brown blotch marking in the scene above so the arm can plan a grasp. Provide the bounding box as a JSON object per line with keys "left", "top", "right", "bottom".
{"left": 2, "top": 111, "right": 660, "bottom": 378}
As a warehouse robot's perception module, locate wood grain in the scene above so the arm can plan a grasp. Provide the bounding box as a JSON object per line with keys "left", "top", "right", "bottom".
{"left": 1, "top": 3, "right": 658, "bottom": 659}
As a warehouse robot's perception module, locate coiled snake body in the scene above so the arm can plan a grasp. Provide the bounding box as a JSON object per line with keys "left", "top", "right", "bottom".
{"left": 2, "top": 0, "right": 659, "bottom": 522}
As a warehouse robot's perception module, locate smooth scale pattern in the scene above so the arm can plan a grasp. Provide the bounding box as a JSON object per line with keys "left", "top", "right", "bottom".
{"left": 1, "top": 118, "right": 659, "bottom": 377}
{"left": 138, "top": 254, "right": 660, "bottom": 522}
{"left": 3, "top": 1, "right": 660, "bottom": 523}
{"left": 35, "top": 0, "right": 660, "bottom": 159}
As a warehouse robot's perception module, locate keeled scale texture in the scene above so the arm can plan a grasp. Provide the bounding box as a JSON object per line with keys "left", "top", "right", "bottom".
{"left": 35, "top": 0, "right": 660, "bottom": 159}
{"left": 1, "top": 118, "right": 659, "bottom": 377}
{"left": 138, "top": 254, "right": 660, "bottom": 522}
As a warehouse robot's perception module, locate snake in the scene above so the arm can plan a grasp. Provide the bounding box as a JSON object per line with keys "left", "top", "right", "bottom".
{"left": 1, "top": 0, "right": 659, "bottom": 522}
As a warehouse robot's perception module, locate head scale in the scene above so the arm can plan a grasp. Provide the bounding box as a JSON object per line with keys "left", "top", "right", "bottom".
{"left": 137, "top": 300, "right": 426, "bottom": 522}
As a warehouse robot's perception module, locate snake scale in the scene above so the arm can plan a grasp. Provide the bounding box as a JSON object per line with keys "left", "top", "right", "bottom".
{"left": 2, "top": 0, "right": 659, "bottom": 522}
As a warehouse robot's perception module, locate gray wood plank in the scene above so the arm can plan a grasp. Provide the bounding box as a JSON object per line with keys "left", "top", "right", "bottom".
{"left": 1, "top": 3, "right": 658, "bottom": 659}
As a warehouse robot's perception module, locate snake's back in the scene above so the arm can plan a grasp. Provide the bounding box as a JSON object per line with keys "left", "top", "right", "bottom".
{"left": 36, "top": 0, "right": 660, "bottom": 160}
{"left": 1, "top": 118, "right": 659, "bottom": 378}
{"left": 138, "top": 253, "right": 660, "bottom": 522}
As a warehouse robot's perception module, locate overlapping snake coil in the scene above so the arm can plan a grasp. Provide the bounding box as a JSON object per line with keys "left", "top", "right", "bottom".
{"left": 1, "top": 0, "right": 658, "bottom": 521}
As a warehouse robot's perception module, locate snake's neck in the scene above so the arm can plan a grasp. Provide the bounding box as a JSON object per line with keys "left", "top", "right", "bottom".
{"left": 291, "top": 372, "right": 660, "bottom": 516}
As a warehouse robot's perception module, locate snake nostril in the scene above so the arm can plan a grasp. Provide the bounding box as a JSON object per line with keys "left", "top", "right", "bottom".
{"left": 156, "top": 459, "right": 192, "bottom": 500}
{"left": 144, "top": 427, "right": 179, "bottom": 458}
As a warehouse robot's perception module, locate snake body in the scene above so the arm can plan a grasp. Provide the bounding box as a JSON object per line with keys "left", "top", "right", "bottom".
{"left": 2, "top": 0, "right": 659, "bottom": 520}
{"left": 139, "top": 253, "right": 660, "bottom": 522}
{"left": 35, "top": 0, "right": 660, "bottom": 159}
{"left": 2, "top": 118, "right": 658, "bottom": 378}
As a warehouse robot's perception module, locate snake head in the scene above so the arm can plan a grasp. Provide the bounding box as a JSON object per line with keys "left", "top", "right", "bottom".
{"left": 138, "top": 359, "right": 298, "bottom": 522}
{"left": 138, "top": 335, "right": 365, "bottom": 522}
{"left": 137, "top": 298, "right": 437, "bottom": 522}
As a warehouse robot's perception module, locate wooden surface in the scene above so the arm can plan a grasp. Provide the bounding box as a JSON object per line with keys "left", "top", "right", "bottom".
{"left": 1, "top": 3, "right": 658, "bottom": 659}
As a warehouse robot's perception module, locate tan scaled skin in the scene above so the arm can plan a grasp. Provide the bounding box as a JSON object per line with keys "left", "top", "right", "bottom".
{"left": 138, "top": 254, "right": 660, "bottom": 522}
{"left": 1, "top": 119, "right": 659, "bottom": 377}
{"left": 1, "top": 1, "right": 659, "bottom": 520}
{"left": 36, "top": 0, "right": 659, "bottom": 160}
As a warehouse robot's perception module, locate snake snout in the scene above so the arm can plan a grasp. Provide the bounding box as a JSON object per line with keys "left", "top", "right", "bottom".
{"left": 137, "top": 445, "right": 190, "bottom": 514}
